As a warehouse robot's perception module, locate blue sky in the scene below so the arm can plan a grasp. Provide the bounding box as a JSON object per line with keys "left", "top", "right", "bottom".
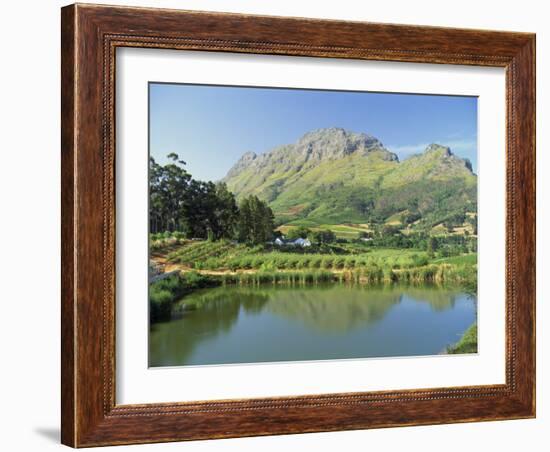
{"left": 150, "top": 83, "right": 478, "bottom": 182}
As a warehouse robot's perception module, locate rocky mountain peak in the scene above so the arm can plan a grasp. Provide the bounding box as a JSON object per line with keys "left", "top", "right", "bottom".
{"left": 240, "top": 150, "right": 257, "bottom": 161}
{"left": 296, "top": 127, "right": 388, "bottom": 159}
{"left": 424, "top": 143, "right": 452, "bottom": 157}
{"left": 224, "top": 151, "right": 257, "bottom": 179}
{"left": 418, "top": 143, "right": 474, "bottom": 174}
{"left": 224, "top": 128, "right": 399, "bottom": 183}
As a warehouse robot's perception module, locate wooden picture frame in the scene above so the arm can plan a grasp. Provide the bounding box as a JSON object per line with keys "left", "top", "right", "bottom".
{"left": 61, "top": 3, "right": 535, "bottom": 447}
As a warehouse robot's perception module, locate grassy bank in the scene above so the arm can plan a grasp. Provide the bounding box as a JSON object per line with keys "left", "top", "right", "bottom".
{"left": 149, "top": 272, "right": 220, "bottom": 323}
{"left": 150, "top": 265, "right": 476, "bottom": 324}
{"left": 216, "top": 265, "right": 475, "bottom": 285}
{"left": 447, "top": 323, "right": 477, "bottom": 354}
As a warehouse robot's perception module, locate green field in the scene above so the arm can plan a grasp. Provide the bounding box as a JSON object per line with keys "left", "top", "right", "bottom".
{"left": 153, "top": 239, "right": 477, "bottom": 287}
{"left": 433, "top": 254, "right": 478, "bottom": 265}
{"left": 278, "top": 222, "right": 371, "bottom": 239}
{"left": 166, "top": 240, "right": 423, "bottom": 270}
{"left": 278, "top": 220, "right": 474, "bottom": 241}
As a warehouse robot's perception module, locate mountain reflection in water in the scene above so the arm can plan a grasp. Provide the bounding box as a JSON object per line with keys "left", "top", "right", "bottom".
{"left": 149, "top": 284, "right": 475, "bottom": 367}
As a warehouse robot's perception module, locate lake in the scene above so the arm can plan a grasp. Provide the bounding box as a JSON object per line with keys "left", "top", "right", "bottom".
{"left": 149, "top": 284, "right": 477, "bottom": 367}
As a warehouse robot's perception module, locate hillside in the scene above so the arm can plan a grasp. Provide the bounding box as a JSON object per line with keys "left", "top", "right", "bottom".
{"left": 223, "top": 128, "right": 476, "bottom": 231}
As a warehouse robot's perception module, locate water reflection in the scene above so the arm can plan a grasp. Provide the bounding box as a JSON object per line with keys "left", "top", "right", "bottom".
{"left": 149, "top": 284, "right": 476, "bottom": 367}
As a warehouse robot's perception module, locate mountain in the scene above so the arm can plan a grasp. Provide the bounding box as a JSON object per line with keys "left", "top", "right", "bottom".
{"left": 223, "top": 128, "right": 476, "bottom": 230}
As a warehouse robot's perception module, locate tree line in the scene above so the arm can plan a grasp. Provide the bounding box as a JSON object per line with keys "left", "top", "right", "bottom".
{"left": 150, "top": 154, "right": 274, "bottom": 244}
{"left": 282, "top": 224, "right": 476, "bottom": 258}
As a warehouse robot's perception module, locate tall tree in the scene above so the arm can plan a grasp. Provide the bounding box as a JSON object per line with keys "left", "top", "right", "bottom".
{"left": 237, "top": 195, "right": 274, "bottom": 244}
{"left": 149, "top": 154, "right": 239, "bottom": 239}
{"left": 149, "top": 154, "right": 191, "bottom": 233}
{"left": 211, "top": 183, "right": 239, "bottom": 239}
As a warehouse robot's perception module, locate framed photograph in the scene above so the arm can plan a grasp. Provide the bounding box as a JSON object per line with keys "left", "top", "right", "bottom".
{"left": 61, "top": 3, "right": 535, "bottom": 447}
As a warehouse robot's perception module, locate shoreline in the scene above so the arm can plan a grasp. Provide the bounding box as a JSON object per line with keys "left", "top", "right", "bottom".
{"left": 150, "top": 270, "right": 477, "bottom": 324}
{"left": 447, "top": 323, "right": 478, "bottom": 354}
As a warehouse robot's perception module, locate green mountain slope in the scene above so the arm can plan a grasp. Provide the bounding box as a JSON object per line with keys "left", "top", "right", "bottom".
{"left": 223, "top": 128, "right": 476, "bottom": 230}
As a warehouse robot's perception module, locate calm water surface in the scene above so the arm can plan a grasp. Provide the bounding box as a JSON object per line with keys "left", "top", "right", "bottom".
{"left": 149, "top": 284, "right": 476, "bottom": 367}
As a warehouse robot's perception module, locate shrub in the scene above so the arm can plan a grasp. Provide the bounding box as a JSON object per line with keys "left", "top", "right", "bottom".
{"left": 344, "top": 257, "right": 356, "bottom": 269}
{"left": 251, "top": 256, "right": 265, "bottom": 268}
{"left": 411, "top": 254, "right": 429, "bottom": 267}
{"left": 309, "top": 256, "right": 322, "bottom": 268}
{"left": 149, "top": 272, "right": 220, "bottom": 323}
{"left": 149, "top": 288, "right": 173, "bottom": 323}
{"left": 447, "top": 323, "right": 477, "bottom": 354}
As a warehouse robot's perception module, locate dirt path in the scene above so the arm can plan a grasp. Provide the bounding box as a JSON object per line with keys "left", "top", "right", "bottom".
{"left": 166, "top": 265, "right": 263, "bottom": 276}
{"left": 151, "top": 257, "right": 353, "bottom": 277}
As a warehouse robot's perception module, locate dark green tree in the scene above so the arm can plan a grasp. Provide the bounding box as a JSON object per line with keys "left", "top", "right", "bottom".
{"left": 312, "top": 229, "right": 336, "bottom": 244}
{"left": 149, "top": 154, "right": 191, "bottom": 233}
{"left": 427, "top": 236, "right": 438, "bottom": 258}
{"left": 211, "top": 183, "right": 239, "bottom": 239}
{"left": 149, "top": 154, "right": 240, "bottom": 240}
{"left": 286, "top": 226, "right": 311, "bottom": 240}
{"left": 237, "top": 195, "right": 275, "bottom": 244}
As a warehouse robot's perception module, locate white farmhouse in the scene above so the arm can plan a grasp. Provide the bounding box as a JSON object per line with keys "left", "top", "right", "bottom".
{"left": 293, "top": 238, "right": 312, "bottom": 247}
{"left": 273, "top": 236, "right": 311, "bottom": 247}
